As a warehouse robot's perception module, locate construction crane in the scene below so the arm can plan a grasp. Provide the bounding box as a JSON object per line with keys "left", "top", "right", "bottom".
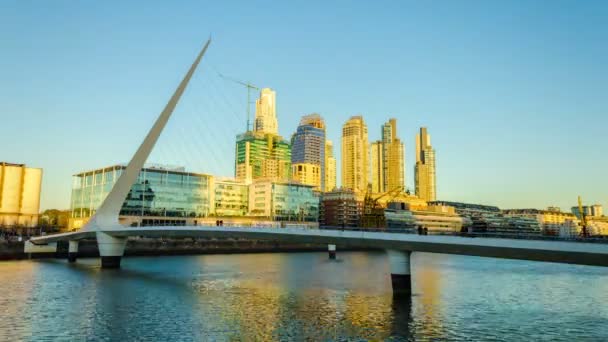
{"left": 578, "top": 195, "right": 589, "bottom": 237}
{"left": 360, "top": 186, "right": 403, "bottom": 229}
{"left": 218, "top": 72, "right": 259, "bottom": 132}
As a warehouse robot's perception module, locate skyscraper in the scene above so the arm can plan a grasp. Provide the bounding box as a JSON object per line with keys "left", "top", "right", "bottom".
{"left": 341, "top": 116, "right": 369, "bottom": 193}
{"left": 254, "top": 88, "right": 278, "bottom": 135}
{"left": 235, "top": 131, "right": 291, "bottom": 184}
{"left": 325, "top": 140, "right": 337, "bottom": 192}
{"left": 370, "top": 141, "right": 384, "bottom": 193}
{"left": 415, "top": 127, "right": 436, "bottom": 201}
{"left": 383, "top": 119, "right": 405, "bottom": 192}
{"left": 235, "top": 87, "right": 290, "bottom": 184}
{"left": 370, "top": 119, "right": 404, "bottom": 193}
{"left": 291, "top": 114, "right": 326, "bottom": 191}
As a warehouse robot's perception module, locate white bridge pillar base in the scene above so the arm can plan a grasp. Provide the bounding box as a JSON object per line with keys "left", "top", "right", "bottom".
{"left": 328, "top": 244, "right": 336, "bottom": 259}
{"left": 96, "top": 232, "right": 127, "bottom": 269}
{"left": 68, "top": 240, "right": 79, "bottom": 263}
{"left": 387, "top": 249, "right": 412, "bottom": 297}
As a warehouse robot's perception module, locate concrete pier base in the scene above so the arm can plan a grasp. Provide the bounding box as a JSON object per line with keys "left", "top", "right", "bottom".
{"left": 328, "top": 244, "right": 336, "bottom": 259}
{"left": 101, "top": 256, "right": 122, "bottom": 268}
{"left": 96, "top": 232, "right": 127, "bottom": 269}
{"left": 387, "top": 249, "right": 412, "bottom": 297}
{"left": 68, "top": 240, "right": 79, "bottom": 263}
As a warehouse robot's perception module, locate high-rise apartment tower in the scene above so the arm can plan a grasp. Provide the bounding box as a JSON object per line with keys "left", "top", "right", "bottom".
{"left": 371, "top": 119, "right": 404, "bottom": 193}
{"left": 415, "top": 127, "right": 436, "bottom": 201}
{"left": 235, "top": 88, "right": 290, "bottom": 184}
{"left": 254, "top": 88, "right": 278, "bottom": 135}
{"left": 291, "top": 114, "right": 326, "bottom": 191}
{"left": 325, "top": 140, "right": 337, "bottom": 192}
{"left": 341, "top": 116, "right": 369, "bottom": 193}
{"left": 235, "top": 132, "right": 291, "bottom": 184}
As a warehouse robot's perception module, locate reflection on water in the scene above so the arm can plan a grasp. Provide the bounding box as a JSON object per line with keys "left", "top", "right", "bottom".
{"left": 0, "top": 262, "right": 37, "bottom": 341}
{"left": 414, "top": 261, "right": 446, "bottom": 340}
{"left": 1, "top": 251, "right": 608, "bottom": 341}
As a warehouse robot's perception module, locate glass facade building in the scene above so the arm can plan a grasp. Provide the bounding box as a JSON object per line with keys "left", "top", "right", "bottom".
{"left": 291, "top": 114, "right": 326, "bottom": 191}
{"left": 70, "top": 165, "right": 213, "bottom": 227}
{"left": 235, "top": 131, "right": 291, "bottom": 184}
{"left": 213, "top": 179, "right": 249, "bottom": 217}
{"left": 249, "top": 180, "right": 319, "bottom": 222}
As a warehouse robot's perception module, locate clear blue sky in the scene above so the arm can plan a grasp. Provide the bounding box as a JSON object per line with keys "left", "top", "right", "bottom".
{"left": 1, "top": 0, "right": 606, "bottom": 211}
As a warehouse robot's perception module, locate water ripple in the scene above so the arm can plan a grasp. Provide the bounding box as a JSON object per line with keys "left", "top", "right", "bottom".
{"left": 0, "top": 252, "right": 607, "bottom": 341}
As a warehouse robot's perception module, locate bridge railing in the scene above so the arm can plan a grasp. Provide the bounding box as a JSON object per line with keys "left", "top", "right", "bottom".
{"left": 317, "top": 226, "right": 608, "bottom": 244}
{"left": 130, "top": 224, "right": 608, "bottom": 243}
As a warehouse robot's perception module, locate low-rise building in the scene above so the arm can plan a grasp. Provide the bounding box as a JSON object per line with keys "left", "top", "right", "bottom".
{"left": 430, "top": 201, "right": 502, "bottom": 232}
{"left": 69, "top": 164, "right": 321, "bottom": 229}
{"left": 320, "top": 188, "right": 364, "bottom": 228}
{"left": 213, "top": 178, "right": 248, "bottom": 217}
{"left": 572, "top": 204, "right": 604, "bottom": 218}
{"left": 592, "top": 204, "right": 604, "bottom": 217}
{"left": 69, "top": 164, "right": 214, "bottom": 229}
{"left": 587, "top": 217, "right": 608, "bottom": 236}
{"left": 495, "top": 215, "right": 541, "bottom": 235}
{"left": 412, "top": 204, "right": 466, "bottom": 232}
{"left": 0, "top": 162, "right": 42, "bottom": 228}
{"left": 248, "top": 180, "right": 319, "bottom": 224}
{"left": 502, "top": 209, "right": 579, "bottom": 236}
{"left": 425, "top": 201, "right": 543, "bottom": 235}
{"left": 386, "top": 202, "right": 466, "bottom": 233}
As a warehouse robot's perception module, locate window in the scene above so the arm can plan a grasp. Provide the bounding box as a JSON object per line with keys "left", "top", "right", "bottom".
{"left": 95, "top": 172, "right": 103, "bottom": 185}
{"left": 105, "top": 170, "right": 114, "bottom": 184}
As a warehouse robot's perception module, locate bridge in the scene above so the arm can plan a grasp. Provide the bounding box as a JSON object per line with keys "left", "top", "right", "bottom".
{"left": 26, "top": 38, "right": 608, "bottom": 297}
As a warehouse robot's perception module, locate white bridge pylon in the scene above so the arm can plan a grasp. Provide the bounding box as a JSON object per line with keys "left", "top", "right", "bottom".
{"left": 27, "top": 38, "right": 212, "bottom": 268}
{"left": 84, "top": 38, "right": 212, "bottom": 232}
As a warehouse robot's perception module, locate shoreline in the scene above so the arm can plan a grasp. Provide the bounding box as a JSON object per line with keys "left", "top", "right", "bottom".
{"left": 0, "top": 238, "right": 366, "bottom": 261}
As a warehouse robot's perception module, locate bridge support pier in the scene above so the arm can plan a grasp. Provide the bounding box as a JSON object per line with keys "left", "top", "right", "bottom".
{"left": 68, "top": 240, "right": 79, "bottom": 263}
{"left": 328, "top": 244, "right": 336, "bottom": 259}
{"left": 96, "top": 232, "right": 127, "bottom": 269}
{"left": 387, "top": 249, "right": 412, "bottom": 297}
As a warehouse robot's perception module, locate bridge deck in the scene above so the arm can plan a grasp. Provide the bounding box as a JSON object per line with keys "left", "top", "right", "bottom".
{"left": 29, "top": 226, "right": 608, "bottom": 267}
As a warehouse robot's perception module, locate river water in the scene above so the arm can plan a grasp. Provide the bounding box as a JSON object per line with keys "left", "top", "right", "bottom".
{"left": 1, "top": 251, "right": 607, "bottom": 341}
